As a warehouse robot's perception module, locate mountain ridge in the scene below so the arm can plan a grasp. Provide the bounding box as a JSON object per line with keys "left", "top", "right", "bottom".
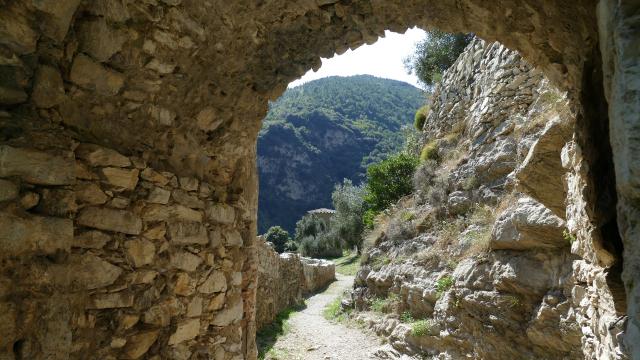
{"left": 258, "top": 75, "right": 424, "bottom": 233}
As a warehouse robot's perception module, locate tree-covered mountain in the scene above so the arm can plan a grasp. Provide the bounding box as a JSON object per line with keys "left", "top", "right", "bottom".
{"left": 258, "top": 75, "right": 424, "bottom": 233}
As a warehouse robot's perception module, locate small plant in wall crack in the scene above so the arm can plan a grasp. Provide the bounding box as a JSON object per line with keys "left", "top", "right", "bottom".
{"left": 563, "top": 229, "right": 576, "bottom": 244}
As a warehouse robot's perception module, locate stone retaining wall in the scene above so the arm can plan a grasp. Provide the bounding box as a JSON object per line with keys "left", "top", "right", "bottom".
{"left": 256, "top": 238, "right": 335, "bottom": 330}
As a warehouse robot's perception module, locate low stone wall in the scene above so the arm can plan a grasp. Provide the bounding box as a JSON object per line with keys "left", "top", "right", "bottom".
{"left": 256, "top": 238, "right": 335, "bottom": 330}
{"left": 301, "top": 257, "right": 336, "bottom": 293}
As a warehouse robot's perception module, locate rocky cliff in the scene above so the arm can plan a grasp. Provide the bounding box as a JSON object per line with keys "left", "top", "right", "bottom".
{"left": 350, "top": 39, "right": 627, "bottom": 360}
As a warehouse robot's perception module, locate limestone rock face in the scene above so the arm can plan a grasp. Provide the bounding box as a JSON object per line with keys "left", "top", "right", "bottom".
{"left": 491, "top": 197, "right": 566, "bottom": 250}
{"left": 516, "top": 118, "right": 572, "bottom": 218}
{"left": 351, "top": 39, "right": 627, "bottom": 360}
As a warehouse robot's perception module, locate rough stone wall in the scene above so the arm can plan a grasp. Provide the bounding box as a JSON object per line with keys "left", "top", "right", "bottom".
{"left": 352, "top": 39, "right": 628, "bottom": 359}
{"left": 255, "top": 238, "right": 335, "bottom": 330}
{"left": 0, "top": 0, "right": 637, "bottom": 359}
{"left": 0, "top": 141, "right": 253, "bottom": 360}
{"left": 255, "top": 239, "right": 304, "bottom": 331}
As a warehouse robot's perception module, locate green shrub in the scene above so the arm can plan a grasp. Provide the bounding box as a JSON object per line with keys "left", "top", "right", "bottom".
{"left": 411, "top": 319, "right": 434, "bottom": 337}
{"left": 400, "top": 311, "right": 415, "bottom": 323}
{"left": 414, "top": 105, "right": 430, "bottom": 131}
{"left": 363, "top": 209, "right": 377, "bottom": 229}
{"left": 364, "top": 153, "right": 419, "bottom": 213}
{"left": 435, "top": 275, "right": 454, "bottom": 296}
{"left": 420, "top": 140, "right": 439, "bottom": 162}
{"left": 264, "top": 226, "right": 291, "bottom": 253}
{"left": 404, "top": 30, "right": 474, "bottom": 87}
{"left": 369, "top": 293, "right": 399, "bottom": 313}
{"left": 298, "top": 232, "right": 343, "bottom": 258}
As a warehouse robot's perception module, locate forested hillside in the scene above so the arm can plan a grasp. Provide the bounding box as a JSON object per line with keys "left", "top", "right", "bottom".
{"left": 258, "top": 75, "right": 424, "bottom": 233}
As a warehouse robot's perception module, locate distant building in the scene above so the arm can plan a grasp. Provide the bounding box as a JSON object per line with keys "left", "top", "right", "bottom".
{"left": 307, "top": 208, "right": 335, "bottom": 224}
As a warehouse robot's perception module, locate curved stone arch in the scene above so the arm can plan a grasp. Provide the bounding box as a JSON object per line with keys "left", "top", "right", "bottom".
{"left": 247, "top": 0, "right": 596, "bottom": 101}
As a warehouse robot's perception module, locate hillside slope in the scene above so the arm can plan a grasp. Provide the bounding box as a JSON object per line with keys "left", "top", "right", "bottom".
{"left": 258, "top": 75, "right": 424, "bottom": 233}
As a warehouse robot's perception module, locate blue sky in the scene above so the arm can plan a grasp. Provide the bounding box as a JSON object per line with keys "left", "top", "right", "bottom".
{"left": 289, "top": 27, "right": 426, "bottom": 89}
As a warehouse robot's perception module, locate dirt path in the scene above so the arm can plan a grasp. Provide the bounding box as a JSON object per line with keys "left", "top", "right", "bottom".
{"left": 264, "top": 274, "right": 384, "bottom": 360}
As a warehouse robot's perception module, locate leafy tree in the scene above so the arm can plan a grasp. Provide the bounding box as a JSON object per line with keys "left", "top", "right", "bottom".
{"left": 364, "top": 153, "right": 419, "bottom": 213}
{"left": 331, "top": 179, "right": 367, "bottom": 253}
{"left": 404, "top": 30, "right": 474, "bottom": 87}
{"left": 264, "top": 226, "right": 291, "bottom": 253}
{"left": 294, "top": 214, "right": 327, "bottom": 243}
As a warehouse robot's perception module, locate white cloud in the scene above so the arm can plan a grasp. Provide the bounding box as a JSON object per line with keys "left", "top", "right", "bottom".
{"left": 289, "top": 27, "right": 426, "bottom": 89}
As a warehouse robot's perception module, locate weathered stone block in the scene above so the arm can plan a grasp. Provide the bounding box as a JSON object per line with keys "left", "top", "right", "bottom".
{"left": 75, "top": 182, "right": 109, "bottom": 205}
{"left": 76, "top": 143, "right": 131, "bottom": 167}
{"left": 0, "top": 145, "right": 75, "bottom": 185}
{"left": 140, "top": 168, "right": 170, "bottom": 186}
{"left": 179, "top": 177, "right": 199, "bottom": 191}
{"left": 170, "top": 251, "right": 202, "bottom": 272}
{"left": 198, "top": 271, "right": 227, "bottom": 294}
{"left": 70, "top": 54, "right": 125, "bottom": 96}
{"left": 224, "top": 230, "right": 243, "bottom": 247}
{"left": 174, "top": 272, "right": 195, "bottom": 296}
{"left": 122, "top": 330, "right": 159, "bottom": 359}
{"left": 148, "top": 187, "right": 170, "bottom": 204}
{"left": 168, "top": 221, "right": 209, "bottom": 245}
{"left": 207, "top": 293, "right": 225, "bottom": 311}
{"left": 31, "top": 0, "right": 82, "bottom": 41}
{"left": 172, "top": 189, "right": 204, "bottom": 209}
{"left": 187, "top": 297, "right": 203, "bottom": 317}
{"left": 73, "top": 230, "right": 110, "bottom": 249}
{"left": 0, "top": 213, "right": 73, "bottom": 256}
{"left": 168, "top": 318, "right": 200, "bottom": 345}
{"left": 32, "top": 65, "right": 65, "bottom": 108}
{"left": 0, "top": 179, "right": 18, "bottom": 202}
{"left": 125, "top": 239, "right": 156, "bottom": 267}
{"left": 0, "top": 4, "right": 38, "bottom": 54}
{"left": 143, "top": 204, "right": 202, "bottom": 223}
{"left": 207, "top": 204, "right": 235, "bottom": 224}
{"left": 211, "top": 300, "right": 243, "bottom": 326}
{"left": 90, "top": 292, "right": 134, "bottom": 309}
{"left": 101, "top": 167, "right": 139, "bottom": 190}
{"left": 144, "top": 298, "right": 182, "bottom": 327}
{"left": 19, "top": 191, "right": 39, "bottom": 209}
{"left": 78, "top": 18, "right": 128, "bottom": 62}
{"left": 77, "top": 207, "right": 142, "bottom": 235}
{"left": 69, "top": 254, "right": 123, "bottom": 289}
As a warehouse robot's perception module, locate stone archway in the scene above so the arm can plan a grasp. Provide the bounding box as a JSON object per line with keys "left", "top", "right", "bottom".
{"left": 0, "top": 1, "right": 637, "bottom": 359}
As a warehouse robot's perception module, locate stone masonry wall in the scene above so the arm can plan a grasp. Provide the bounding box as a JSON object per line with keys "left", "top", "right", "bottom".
{"left": 0, "top": 141, "right": 253, "bottom": 360}
{"left": 256, "top": 237, "right": 335, "bottom": 330}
